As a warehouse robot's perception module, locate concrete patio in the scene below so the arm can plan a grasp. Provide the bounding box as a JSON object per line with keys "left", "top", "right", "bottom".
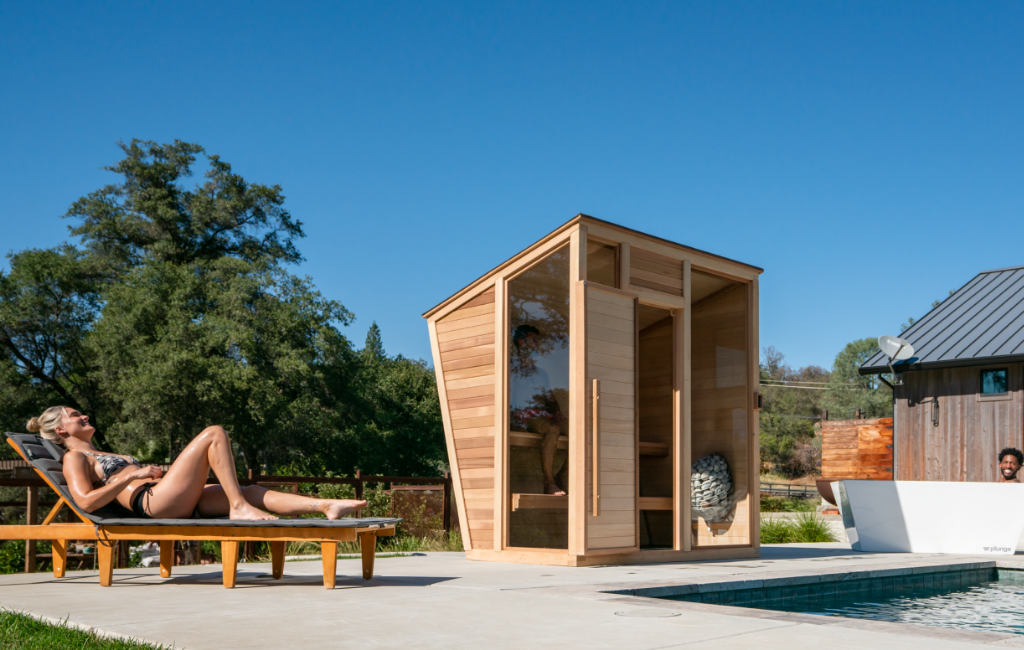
{"left": 3, "top": 543, "right": 1024, "bottom": 649}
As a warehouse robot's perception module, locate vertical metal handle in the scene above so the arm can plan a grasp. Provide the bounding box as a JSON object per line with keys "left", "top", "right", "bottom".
{"left": 593, "top": 378, "right": 600, "bottom": 517}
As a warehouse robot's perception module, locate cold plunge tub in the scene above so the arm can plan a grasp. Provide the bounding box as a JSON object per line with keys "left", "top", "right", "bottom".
{"left": 833, "top": 480, "right": 1024, "bottom": 555}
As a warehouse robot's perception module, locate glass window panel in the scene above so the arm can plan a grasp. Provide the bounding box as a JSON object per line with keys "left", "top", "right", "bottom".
{"left": 587, "top": 241, "right": 617, "bottom": 288}
{"left": 981, "top": 369, "right": 1008, "bottom": 394}
{"left": 690, "top": 272, "right": 749, "bottom": 547}
{"left": 507, "top": 245, "right": 570, "bottom": 549}
{"left": 638, "top": 304, "right": 674, "bottom": 549}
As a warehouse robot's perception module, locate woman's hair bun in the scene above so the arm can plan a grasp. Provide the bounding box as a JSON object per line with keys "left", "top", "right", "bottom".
{"left": 26, "top": 417, "right": 41, "bottom": 433}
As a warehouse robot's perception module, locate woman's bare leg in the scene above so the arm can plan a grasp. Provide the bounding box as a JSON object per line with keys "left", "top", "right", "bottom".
{"left": 540, "top": 421, "right": 566, "bottom": 496}
{"left": 144, "top": 426, "right": 272, "bottom": 520}
{"left": 196, "top": 485, "right": 367, "bottom": 519}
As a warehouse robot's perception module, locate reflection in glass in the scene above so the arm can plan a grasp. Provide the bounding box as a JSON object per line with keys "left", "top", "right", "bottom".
{"left": 587, "top": 241, "right": 617, "bottom": 288}
{"left": 508, "top": 245, "right": 570, "bottom": 549}
{"left": 982, "top": 369, "right": 1008, "bottom": 394}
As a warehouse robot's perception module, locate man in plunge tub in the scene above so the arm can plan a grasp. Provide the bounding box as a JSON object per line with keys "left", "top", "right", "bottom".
{"left": 997, "top": 447, "right": 1022, "bottom": 483}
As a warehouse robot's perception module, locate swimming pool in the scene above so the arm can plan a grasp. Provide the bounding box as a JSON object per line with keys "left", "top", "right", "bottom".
{"left": 658, "top": 567, "right": 1024, "bottom": 635}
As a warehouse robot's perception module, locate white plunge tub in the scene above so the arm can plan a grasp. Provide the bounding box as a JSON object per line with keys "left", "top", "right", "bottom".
{"left": 833, "top": 480, "right": 1024, "bottom": 555}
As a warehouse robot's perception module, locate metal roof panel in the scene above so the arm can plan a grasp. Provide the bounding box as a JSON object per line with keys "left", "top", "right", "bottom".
{"left": 860, "top": 267, "right": 1024, "bottom": 374}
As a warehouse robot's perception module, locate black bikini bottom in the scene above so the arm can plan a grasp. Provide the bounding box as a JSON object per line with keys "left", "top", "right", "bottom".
{"left": 131, "top": 482, "right": 156, "bottom": 519}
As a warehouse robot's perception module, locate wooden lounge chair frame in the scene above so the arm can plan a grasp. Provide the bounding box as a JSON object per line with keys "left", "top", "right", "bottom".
{"left": 2, "top": 434, "right": 399, "bottom": 588}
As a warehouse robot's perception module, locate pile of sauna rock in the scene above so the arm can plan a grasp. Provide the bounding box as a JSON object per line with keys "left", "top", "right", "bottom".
{"left": 691, "top": 453, "right": 734, "bottom": 522}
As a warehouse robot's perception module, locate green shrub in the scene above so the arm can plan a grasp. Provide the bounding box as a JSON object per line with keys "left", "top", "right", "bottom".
{"left": 759, "top": 494, "right": 816, "bottom": 513}
{"left": 0, "top": 540, "right": 24, "bottom": 575}
{"left": 792, "top": 512, "right": 837, "bottom": 543}
{"left": 760, "top": 513, "right": 837, "bottom": 544}
{"left": 201, "top": 540, "right": 222, "bottom": 562}
{"left": 0, "top": 540, "right": 52, "bottom": 575}
{"left": 314, "top": 483, "right": 392, "bottom": 519}
{"left": 759, "top": 517, "right": 795, "bottom": 544}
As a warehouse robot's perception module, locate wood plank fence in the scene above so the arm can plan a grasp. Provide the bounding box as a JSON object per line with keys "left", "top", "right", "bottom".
{"left": 821, "top": 417, "right": 894, "bottom": 481}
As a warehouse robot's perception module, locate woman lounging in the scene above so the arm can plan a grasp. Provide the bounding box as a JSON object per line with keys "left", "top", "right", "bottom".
{"left": 27, "top": 406, "right": 367, "bottom": 520}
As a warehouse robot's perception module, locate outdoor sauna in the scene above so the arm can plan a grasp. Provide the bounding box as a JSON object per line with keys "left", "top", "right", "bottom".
{"left": 424, "top": 215, "right": 763, "bottom": 566}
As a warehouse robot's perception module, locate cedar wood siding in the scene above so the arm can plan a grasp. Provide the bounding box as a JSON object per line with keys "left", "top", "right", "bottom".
{"left": 436, "top": 288, "right": 497, "bottom": 548}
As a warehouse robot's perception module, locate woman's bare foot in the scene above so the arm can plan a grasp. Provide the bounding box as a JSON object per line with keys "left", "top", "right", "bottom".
{"left": 324, "top": 499, "right": 368, "bottom": 520}
{"left": 230, "top": 502, "right": 278, "bottom": 520}
{"left": 544, "top": 482, "right": 567, "bottom": 496}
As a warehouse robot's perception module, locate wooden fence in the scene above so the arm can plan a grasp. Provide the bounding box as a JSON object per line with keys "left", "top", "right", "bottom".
{"left": 821, "top": 417, "right": 894, "bottom": 481}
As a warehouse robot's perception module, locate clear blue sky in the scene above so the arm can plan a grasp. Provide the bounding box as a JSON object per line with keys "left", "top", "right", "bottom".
{"left": 3, "top": 2, "right": 1023, "bottom": 371}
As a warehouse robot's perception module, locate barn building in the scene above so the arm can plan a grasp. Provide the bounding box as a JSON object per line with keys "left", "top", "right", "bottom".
{"left": 859, "top": 266, "right": 1024, "bottom": 482}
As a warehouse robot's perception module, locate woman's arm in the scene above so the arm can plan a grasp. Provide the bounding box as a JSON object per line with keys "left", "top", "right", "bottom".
{"left": 62, "top": 453, "right": 162, "bottom": 513}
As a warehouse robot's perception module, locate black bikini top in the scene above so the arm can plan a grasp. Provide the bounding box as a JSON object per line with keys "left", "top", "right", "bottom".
{"left": 81, "top": 451, "right": 141, "bottom": 484}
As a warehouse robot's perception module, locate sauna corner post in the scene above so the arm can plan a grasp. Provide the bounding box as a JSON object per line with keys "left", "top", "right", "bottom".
{"left": 749, "top": 276, "right": 760, "bottom": 552}
{"left": 569, "top": 225, "right": 587, "bottom": 556}
{"left": 676, "top": 260, "right": 692, "bottom": 551}
{"left": 494, "top": 276, "right": 508, "bottom": 552}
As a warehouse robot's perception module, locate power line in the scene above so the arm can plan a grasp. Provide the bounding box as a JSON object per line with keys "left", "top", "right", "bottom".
{"left": 759, "top": 384, "right": 862, "bottom": 391}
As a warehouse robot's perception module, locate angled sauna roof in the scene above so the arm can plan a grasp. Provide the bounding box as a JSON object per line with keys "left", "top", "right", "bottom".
{"left": 422, "top": 214, "right": 763, "bottom": 319}
{"left": 860, "top": 265, "right": 1024, "bottom": 374}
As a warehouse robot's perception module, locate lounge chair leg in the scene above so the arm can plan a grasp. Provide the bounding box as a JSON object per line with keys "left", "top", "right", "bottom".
{"left": 271, "top": 541, "right": 285, "bottom": 579}
{"left": 160, "top": 541, "right": 174, "bottom": 578}
{"left": 221, "top": 541, "right": 239, "bottom": 588}
{"left": 97, "top": 542, "right": 114, "bottom": 587}
{"left": 51, "top": 539, "right": 67, "bottom": 578}
{"left": 360, "top": 532, "right": 376, "bottom": 580}
{"left": 321, "top": 542, "right": 337, "bottom": 589}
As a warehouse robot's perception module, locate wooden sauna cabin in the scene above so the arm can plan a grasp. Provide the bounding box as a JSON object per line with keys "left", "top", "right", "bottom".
{"left": 424, "top": 215, "right": 763, "bottom": 566}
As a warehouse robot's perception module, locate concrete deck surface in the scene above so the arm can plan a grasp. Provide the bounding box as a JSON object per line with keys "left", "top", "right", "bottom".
{"left": 3, "top": 544, "right": 1024, "bottom": 649}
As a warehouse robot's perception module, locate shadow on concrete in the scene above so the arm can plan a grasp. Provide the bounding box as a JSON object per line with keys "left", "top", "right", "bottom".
{"left": 157, "top": 570, "right": 459, "bottom": 588}
{"left": 0, "top": 569, "right": 459, "bottom": 589}
{"left": 759, "top": 546, "right": 873, "bottom": 561}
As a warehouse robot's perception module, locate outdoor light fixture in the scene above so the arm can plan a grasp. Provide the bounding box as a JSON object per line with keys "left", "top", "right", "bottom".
{"left": 930, "top": 397, "right": 939, "bottom": 427}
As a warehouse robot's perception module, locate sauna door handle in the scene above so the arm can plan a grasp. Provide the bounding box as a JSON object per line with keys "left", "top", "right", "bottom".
{"left": 593, "top": 378, "right": 600, "bottom": 517}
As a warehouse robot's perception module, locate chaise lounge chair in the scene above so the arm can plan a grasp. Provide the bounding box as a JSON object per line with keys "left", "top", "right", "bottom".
{"left": 2, "top": 433, "right": 401, "bottom": 588}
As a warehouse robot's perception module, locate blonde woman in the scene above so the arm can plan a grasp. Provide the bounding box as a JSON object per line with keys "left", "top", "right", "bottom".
{"left": 27, "top": 406, "right": 366, "bottom": 520}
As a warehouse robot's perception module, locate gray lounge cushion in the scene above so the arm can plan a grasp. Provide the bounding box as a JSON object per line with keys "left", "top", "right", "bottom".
{"left": 5, "top": 433, "right": 399, "bottom": 529}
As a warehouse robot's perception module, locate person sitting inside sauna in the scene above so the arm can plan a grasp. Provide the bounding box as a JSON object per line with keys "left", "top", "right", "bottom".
{"left": 510, "top": 324, "right": 569, "bottom": 496}
{"left": 997, "top": 447, "right": 1023, "bottom": 483}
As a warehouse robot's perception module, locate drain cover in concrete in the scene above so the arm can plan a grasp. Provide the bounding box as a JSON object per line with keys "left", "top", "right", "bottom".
{"left": 614, "top": 609, "right": 681, "bottom": 618}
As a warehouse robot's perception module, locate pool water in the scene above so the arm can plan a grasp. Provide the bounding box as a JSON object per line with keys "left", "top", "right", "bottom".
{"left": 764, "top": 579, "right": 1024, "bottom": 635}
{"left": 659, "top": 568, "right": 1024, "bottom": 636}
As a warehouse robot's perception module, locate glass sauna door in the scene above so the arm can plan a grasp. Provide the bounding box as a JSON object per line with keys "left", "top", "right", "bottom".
{"left": 507, "top": 246, "right": 571, "bottom": 549}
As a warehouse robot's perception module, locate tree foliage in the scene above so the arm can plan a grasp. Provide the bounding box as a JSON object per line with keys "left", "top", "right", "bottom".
{"left": 758, "top": 346, "right": 827, "bottom": 476}
{"left": 66, "top": 140, "right": 303, "bottom": 269}
{"left": 0, "top": 140, "right": 446, "bottom": 476}
{"left": 760, "top": 339, "right": 893, "bottom": 477}
{"left": 820, "top": 338, "right": 893, "bottom": 419}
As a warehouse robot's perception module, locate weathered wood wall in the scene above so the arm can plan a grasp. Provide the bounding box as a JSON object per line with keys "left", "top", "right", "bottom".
{"left": 691, "top": 283, "right": 749, "bottom": 546}
{"left": 821, "top": 418, "right": 893, "bottom": 480}
{"left": 895, "top": 364, "right": 1023, "bottom": 482}
{"left": 436, "top": 288, "right": 496, "bottom": 548}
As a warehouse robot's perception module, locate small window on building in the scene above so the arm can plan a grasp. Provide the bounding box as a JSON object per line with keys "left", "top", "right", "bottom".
{"left": 586, "top": 241, "right": 617, "bottom": 288}
{"left": 981, "top": 369, "right": 1008, "bottom": 395}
